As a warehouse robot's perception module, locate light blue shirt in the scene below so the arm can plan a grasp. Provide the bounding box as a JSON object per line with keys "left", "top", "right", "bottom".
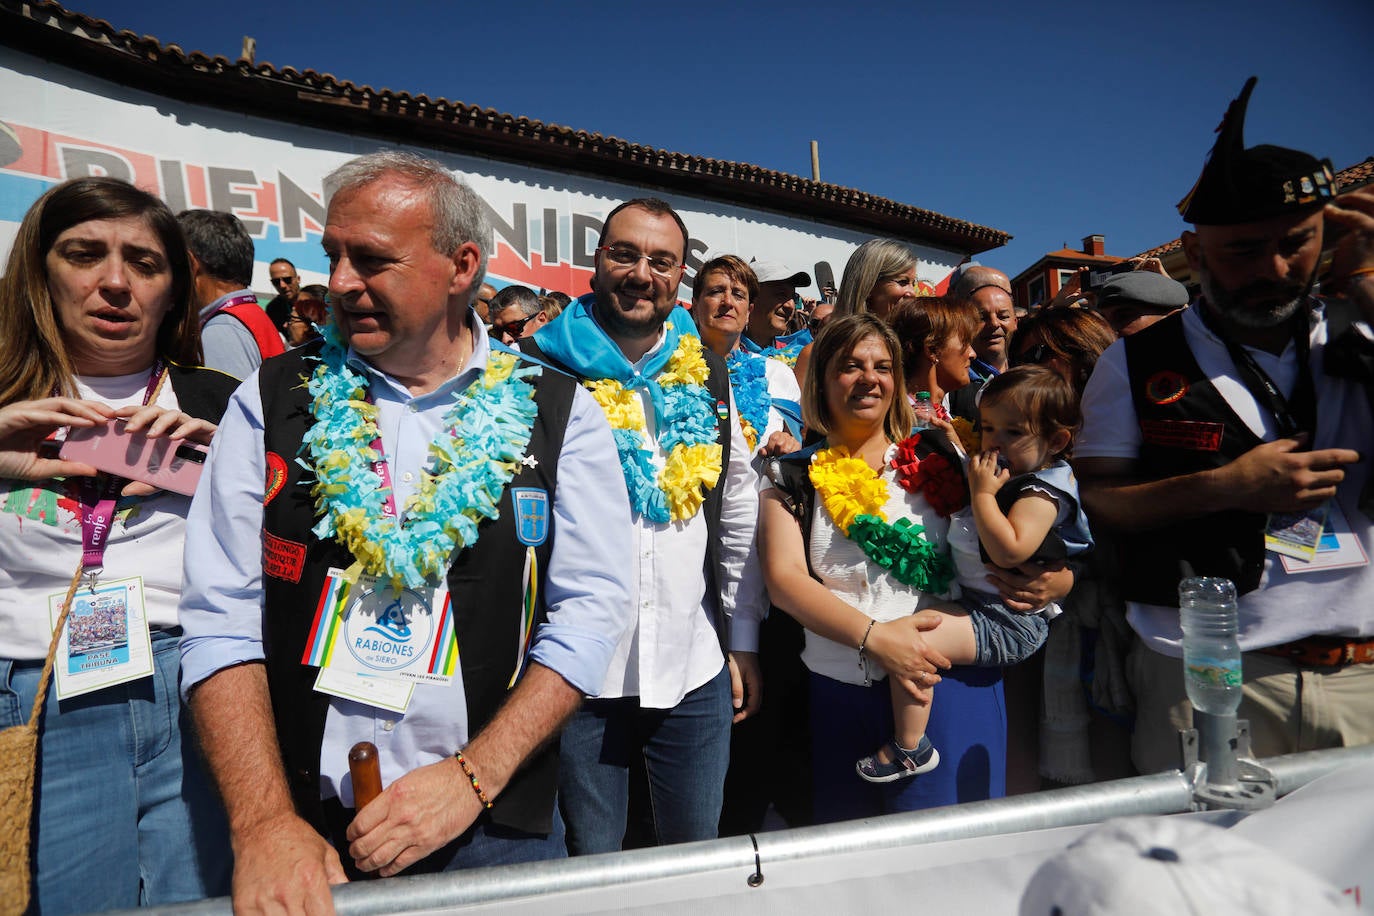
{"left": 178, "top": 318, "right": 635, "bottom": 803}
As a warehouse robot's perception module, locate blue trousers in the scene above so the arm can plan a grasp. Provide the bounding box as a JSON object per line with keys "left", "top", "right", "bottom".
{"left": 0, "top": 630, "right": 230, "bottom": 914}
{"left": 558, "top": 665, "right": 732, "bottom": 854}
{"left": 808, "top": 665, "right": 1006, "bottom": 823}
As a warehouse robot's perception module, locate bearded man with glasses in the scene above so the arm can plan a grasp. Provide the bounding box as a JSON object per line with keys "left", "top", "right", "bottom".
{"left": 534, "top": 198, "right": 764, "bottom": 854}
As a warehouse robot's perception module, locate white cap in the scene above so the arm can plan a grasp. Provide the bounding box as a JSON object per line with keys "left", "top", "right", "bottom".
{"left": 749, "top": 257, "right": 811, "bottom": 287}
{"left": 1019, "top": 816, "right": 1354, "bottom": 916}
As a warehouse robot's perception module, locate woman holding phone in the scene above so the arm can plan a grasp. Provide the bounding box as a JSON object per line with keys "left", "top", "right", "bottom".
{"left": 0, "top": 177, "right": 234, "bottom": 911}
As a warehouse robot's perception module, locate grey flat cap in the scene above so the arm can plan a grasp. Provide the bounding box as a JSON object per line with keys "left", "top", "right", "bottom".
{"left": 1097, "top": 271, "right": 1189, "bottom": 311}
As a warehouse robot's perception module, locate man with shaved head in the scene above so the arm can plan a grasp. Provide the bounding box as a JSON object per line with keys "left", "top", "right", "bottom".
{"left": 951, "top": 263, "right": 1018, "bottom": 383}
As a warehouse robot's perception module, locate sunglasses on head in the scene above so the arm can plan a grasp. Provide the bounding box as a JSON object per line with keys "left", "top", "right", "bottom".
{"left": 1015, "top": 343, "right": 1053, "bottom": 366}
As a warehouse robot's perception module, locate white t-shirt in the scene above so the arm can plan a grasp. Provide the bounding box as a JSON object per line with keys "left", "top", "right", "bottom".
{"left": 765, "top": 442, "right": 953, "bottom": 685}
{"left": 1076, "top": 304, "right": 1374, "bottom": 655}
{"left": 0, "top": 373, "right": 192, "bottom": 659}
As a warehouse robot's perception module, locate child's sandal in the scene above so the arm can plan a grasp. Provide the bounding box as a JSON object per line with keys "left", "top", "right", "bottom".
{"left": 856, "top": 736, "right": 940, "bottom": 784}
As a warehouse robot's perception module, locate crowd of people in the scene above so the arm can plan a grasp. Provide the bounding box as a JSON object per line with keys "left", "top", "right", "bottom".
{"left": 2, "top": 77, "right": 1373, "bottom": 915}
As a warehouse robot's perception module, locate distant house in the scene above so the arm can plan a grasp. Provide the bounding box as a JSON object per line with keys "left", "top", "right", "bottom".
{"left": 1008, "top": 235, "right": 1125, "bottom": 312}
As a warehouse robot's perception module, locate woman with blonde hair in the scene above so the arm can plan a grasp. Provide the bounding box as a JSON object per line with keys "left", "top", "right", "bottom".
{"left": 834, "top": 238, "right": 922, "bottom": 321}
{"left": 759, "top": 313, "right": 1011, "bottom": 818}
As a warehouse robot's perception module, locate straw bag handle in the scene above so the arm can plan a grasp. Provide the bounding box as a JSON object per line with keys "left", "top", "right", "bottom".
{"left": 24, "top": 564, "right": 86, "bottom": 728}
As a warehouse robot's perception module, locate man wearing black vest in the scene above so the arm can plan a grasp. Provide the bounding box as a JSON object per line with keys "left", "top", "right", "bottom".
{"left": 178, "top": 150, "right": 634, "bottom": 912}
{"left": 1076, "top": 78, "right": 1374, "bottom": 775}
{"left": 532, "top": 199, "right": 765, "bottom": 853}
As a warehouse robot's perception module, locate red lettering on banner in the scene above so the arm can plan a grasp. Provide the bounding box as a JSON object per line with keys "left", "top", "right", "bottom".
{"left": 252, "top": 179, "right": 280, "bottom": 223}
{"left": 185, "top": 164, "right": 208, "bottom": 209}
{"left": 264, "top": 531, "right": 307, "bottom": 583}
{"left": 1140, "top": 419, "right": 1224, "bottom": 451}
{"left": 486, "top": 249, "right": 593, "bottom": 298}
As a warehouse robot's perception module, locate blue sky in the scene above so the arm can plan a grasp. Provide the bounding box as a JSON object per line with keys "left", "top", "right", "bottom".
{"left": 71, "top": 0, "right": 1374, "bottom": 278}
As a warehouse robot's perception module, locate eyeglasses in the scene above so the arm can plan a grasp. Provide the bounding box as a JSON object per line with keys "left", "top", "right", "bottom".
{"left": 270, "top": 276, "right": 298, "bottom": 288}
{"left": 491, "top": 313, "right": 538, "bottom": 339}
{"left": 285, "top": 313, "right": 313, "bottom": 326}
{"left": 598, "top": 246, "right": 683, "bottom": 278}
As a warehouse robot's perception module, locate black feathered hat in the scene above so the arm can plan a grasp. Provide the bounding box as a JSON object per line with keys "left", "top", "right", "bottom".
{"left": 1177, "top": 77, "right": 1336, "bottom": 226}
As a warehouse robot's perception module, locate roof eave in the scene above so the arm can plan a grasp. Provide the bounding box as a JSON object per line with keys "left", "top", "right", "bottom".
{"left": 2, "top": 0, "right": 1010, "bottom": 254}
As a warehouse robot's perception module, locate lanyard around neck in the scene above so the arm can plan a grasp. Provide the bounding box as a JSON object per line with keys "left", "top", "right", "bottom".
{"left": 1197, "top": 302, "right": 1316, "bottom": 440}
{"left": 77, "top": 360, "right": 167, "bottom": 575}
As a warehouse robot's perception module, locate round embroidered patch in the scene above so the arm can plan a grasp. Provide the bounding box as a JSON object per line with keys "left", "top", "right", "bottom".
{"left": 716, "top": 400, "right": 729, "bottom": 421}
{"left": 1144, "top": 370, "right": 1189, "bottom": 406}
{"left": 264, "top": 451, "right": 289, "bottom": 505}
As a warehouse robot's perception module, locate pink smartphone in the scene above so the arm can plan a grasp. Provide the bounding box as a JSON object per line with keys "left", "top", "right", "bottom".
{"left": 59, "top": 419, "right": 208, "bottom": 496}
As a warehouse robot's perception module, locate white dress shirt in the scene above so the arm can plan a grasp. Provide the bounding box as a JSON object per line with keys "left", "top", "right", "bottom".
{"left": 597, "top": 332, "right": 765, "bottom": 708}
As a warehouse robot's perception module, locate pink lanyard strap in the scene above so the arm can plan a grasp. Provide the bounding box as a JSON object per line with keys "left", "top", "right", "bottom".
{"left": 76, "top": 361, "right": 166, "bottom": 573}
{"left": 370, "top": 438, "right": 399, "bottom": 520}
{"left": 363, "top": 386, "right": 400, "bottom": 520}
{"left": 199, "top": 292, "right": 260, "bottom": 327}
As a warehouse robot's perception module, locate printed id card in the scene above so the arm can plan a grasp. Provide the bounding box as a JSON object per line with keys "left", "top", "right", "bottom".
{"left": 301, "top": 567, "right": 458, "bottom": 686}
{"left": 1280, "top": 501, "right": 1369, "bottom": 574}
{"left": 1265, "top": 503, "right": 1329, "bottom": 561}
{"left": 47, "top": 576, "right": 155, "bottom": 699}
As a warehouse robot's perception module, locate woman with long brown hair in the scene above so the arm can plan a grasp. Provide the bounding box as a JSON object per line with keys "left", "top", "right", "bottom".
{"left": 0, "top": 177, "right": 233, "bottom": 911}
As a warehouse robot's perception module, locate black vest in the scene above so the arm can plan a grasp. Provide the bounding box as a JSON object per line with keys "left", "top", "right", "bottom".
{"left": 256, "top": 340, "right": 575, "bottom": 835}
{"left": 166, "top": 361, "right": 239, "bottom": 422}
{"left": 699, "top": 348, "right": 733, "bottom": 649}
{"left": 1121, "top": 311, "right": 1266, "bottom": 605}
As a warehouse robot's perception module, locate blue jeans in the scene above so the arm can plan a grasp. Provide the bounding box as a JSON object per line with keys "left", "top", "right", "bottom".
{"left": 559, "top": 665, "right": 732, "bottom": 854}
{"left": 808, "top": 666, "right": 1006, "bottom": 823}
{"left": 963, "top": 588, "right": 1050, "bottom": 666}
{"left": 0, "top": 629, "right": 230, "bottom": 914}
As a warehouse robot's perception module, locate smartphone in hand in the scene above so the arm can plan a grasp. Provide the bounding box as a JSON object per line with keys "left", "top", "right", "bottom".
{"left": 59, "top": 419, "right": 208, "bottom": 496}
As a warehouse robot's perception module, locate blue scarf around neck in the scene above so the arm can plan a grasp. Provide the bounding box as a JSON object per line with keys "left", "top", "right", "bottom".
{"left": 533, "top": 292, "right": 699, "bottom": 426}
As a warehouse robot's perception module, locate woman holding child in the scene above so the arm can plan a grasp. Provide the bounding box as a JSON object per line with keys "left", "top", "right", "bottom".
{"left": 759, "top": 312, "right": 1080, "bottom": 820}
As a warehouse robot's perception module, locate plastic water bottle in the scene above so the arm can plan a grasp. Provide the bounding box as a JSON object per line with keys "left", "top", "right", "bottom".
{"left": 1179, "top": 577, "right": 1243, "bottom": 715}
{"left": 913, "top": 391, "right": 934, "bottom": 430}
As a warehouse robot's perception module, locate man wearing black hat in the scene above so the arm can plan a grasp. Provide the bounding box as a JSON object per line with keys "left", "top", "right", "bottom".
{"left": 1074, "top": 77, "right": 1374, "bottom": 774}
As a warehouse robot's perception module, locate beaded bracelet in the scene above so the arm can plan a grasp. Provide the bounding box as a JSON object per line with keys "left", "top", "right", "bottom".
{"left": 454, "top": 749, "right": 493, "bottom": 809}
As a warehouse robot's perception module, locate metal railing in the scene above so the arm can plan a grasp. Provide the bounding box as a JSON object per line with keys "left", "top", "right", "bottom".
{"left": 119, "top": 742, "right": 1374, "bottom": 916}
